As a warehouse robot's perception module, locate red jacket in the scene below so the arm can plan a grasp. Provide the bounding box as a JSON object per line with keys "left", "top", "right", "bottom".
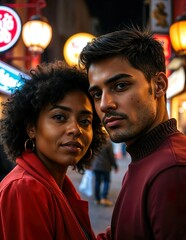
{"left": 0, "top": 152, "right": 96, "bottom": 240}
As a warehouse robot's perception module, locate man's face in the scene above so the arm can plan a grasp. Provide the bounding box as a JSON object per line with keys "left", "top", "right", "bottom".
{"left": 88, "top": 57, "right": 160, "bottom": 145}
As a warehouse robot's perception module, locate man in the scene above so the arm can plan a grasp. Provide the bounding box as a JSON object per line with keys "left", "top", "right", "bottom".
{"left": 79, "top": 26, "right": 186, "bottom": 239}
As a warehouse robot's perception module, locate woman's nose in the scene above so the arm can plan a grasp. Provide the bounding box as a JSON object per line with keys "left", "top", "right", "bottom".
{"left": 67, "top": 121, "right": 82, "bottom": 137}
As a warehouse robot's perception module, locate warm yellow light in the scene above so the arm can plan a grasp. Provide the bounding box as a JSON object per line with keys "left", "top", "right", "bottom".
{"left": 22, "top": 15, "right": 52, "bottom": 53}
{"left": 63, "top": 32, "right": 95, "bottom": 66}
{"left": 169, "top": 14, "right": 186, "bottom": 55}
{"left": 182, "top": 101, "right": 186, "bottom": 109}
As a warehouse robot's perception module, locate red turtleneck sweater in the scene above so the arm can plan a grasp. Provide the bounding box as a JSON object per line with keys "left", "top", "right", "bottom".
{"left": 98, "top": 119, "right": 186, "bottom": 240}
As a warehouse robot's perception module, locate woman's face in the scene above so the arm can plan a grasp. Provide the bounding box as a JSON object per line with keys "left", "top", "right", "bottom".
{"left": 27, "top": 91, "right": 93, "bottom": 176}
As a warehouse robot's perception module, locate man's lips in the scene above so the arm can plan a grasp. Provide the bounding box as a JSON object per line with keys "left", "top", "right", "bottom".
{"left": 104, "top": 116, "right": 124, "bottom": 128}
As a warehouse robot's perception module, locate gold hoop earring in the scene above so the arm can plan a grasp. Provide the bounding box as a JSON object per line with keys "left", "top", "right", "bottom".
{"left": 24, "top": 138, "right": 35, "bottom": 152}
{"left": 86, "top": 148, "right": 92, "bottom": 161}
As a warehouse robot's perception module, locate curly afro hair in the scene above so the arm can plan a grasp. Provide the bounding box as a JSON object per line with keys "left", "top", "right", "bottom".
{"left": 0, "top": 60, "right": 106, "bottom": 173}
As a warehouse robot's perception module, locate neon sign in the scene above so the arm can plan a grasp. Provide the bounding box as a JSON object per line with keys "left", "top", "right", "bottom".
{"left": 0, "top": 6, "right": 22, "bottom": 53}
{"left": 0, "top": 61, "right": 30, "bottom": 94}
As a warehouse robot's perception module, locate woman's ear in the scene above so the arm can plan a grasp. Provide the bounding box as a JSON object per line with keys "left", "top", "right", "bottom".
{"left": 154, "top": 72, "right": 168, "bottom": 98}
{"left": 26, "top": 123, "right": 36, "bottom": 139}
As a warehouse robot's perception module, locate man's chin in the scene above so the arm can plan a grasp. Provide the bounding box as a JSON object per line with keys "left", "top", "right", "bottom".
{"left": 109, "top": 131, "right": 134, "bottom": 144}
{"left": 109, "top": 133, "right": 126, "bottom": 143}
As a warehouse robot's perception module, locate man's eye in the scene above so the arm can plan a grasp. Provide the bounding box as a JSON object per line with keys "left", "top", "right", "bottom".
{"left": 115, "top": 82, "right": 128, "bottom": 91}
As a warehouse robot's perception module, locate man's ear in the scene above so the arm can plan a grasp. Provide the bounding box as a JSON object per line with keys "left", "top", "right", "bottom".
{"left": 26, "top": 123, "right": 36, "bottom": 139}
{"left": 154, "top": 72, "right": 168, "bottom": 98}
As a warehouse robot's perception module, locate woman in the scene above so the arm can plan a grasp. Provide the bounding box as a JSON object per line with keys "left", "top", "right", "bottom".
{"left": 0, "top": 61, "right": 105, "bottom": 240}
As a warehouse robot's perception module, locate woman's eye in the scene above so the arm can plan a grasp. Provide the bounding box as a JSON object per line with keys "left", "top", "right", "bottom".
{"left": 80, "top": 118, "right": 92, "bottom": 127}
{"left": 53, "top": 114, "right": 65, "bottom": 121}
{"left": 91, "top": 91, "right": 102, "bottom": 100}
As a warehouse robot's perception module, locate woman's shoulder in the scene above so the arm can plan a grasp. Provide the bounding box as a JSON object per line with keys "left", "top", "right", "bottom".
{"left": 0, "top": 165, "right": 52, "bottom": 199}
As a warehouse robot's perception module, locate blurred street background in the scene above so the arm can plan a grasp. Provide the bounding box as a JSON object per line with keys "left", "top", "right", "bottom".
{"left": 67, "top": 144, "right": 131, "bottom": 235}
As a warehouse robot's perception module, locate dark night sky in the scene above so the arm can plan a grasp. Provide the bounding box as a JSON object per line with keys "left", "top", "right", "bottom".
{"left": 85, "top": 0, "right": 145, "bottom": 34}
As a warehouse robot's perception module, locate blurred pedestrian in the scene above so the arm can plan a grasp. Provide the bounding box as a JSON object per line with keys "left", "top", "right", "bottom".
{"left": 92, "top": 137, "right": 118, "bottom": 206}
{"left": 121, "top": 142, "right": 127, "bottom": 158}
{"left": 79, "top": 166, "right": 94, "bottom": 197}
{"left": 0, "top": 60, "right": 106, "bottom": 240}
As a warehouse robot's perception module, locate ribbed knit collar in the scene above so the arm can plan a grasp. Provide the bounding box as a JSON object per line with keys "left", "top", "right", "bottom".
{"left": 126, "top": 118, "right": 180, "bottom": 162}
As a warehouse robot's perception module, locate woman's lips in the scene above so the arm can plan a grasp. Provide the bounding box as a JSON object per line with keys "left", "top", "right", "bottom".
{"left": 61, "top": 141, "right": 82, "bottom": 153}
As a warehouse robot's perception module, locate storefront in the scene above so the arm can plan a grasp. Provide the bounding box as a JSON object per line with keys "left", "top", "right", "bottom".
{"left": 0, "top": 4, "right": 23, "bottom": 118}
{"left": 0, "top": 94, "right": 7, "bottom": 119}
{"left": 167, "top": 67, "right": 186, "bottom": 132}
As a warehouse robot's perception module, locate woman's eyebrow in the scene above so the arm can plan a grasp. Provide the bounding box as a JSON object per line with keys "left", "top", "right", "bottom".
{"left": 49, "top": 105, "right": 93, "bottom": 116}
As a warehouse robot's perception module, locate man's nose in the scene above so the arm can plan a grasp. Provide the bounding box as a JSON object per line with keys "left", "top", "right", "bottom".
{"left": 100, "top": 92, "right": 116, "bottom": 112}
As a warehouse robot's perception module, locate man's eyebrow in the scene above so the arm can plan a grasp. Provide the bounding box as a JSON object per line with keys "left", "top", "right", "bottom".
{"left": 88, "top": 73, "right": 131, "bottom": 92}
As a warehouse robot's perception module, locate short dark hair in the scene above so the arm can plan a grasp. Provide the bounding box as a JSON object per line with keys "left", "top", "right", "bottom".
{"left": 79, "top": 26, "right": 166, "bottom": 81}
{"left": 0, "top": 60, "right": 106, "bottom": 173}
